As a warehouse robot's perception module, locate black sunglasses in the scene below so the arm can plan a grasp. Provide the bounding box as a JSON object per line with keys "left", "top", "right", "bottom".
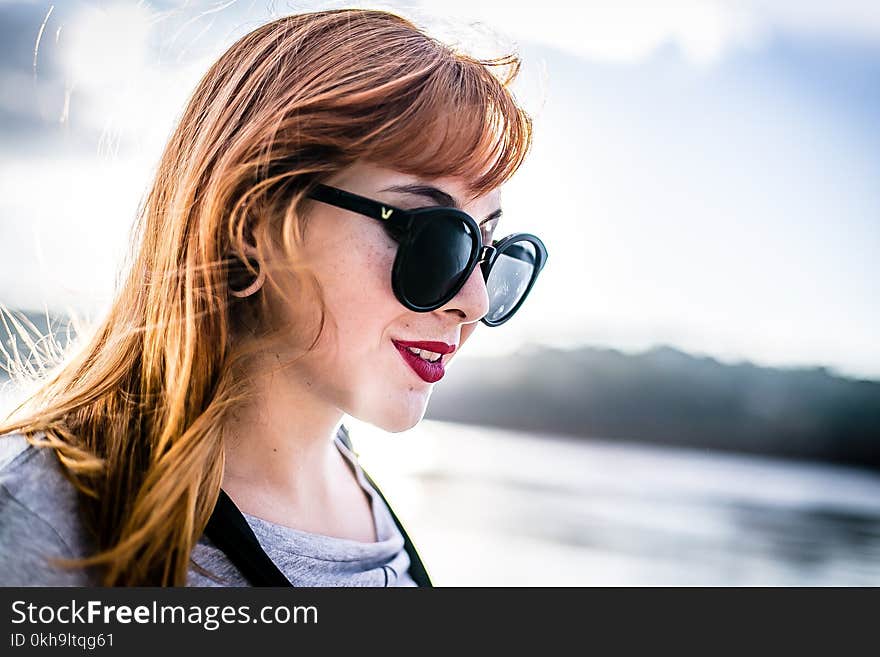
{"left": 306, "top": 183, "right": 548, "bottom": 326}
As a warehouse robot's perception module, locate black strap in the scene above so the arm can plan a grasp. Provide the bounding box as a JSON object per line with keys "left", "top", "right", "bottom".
{"left": 203, "top": 488, "right": 293, "bottom": 586}
{"left": 204, "top": 424, "right": 433, "bottom": 587}
{"left": 335, "top": 424, "right": 433, "bottom": 587}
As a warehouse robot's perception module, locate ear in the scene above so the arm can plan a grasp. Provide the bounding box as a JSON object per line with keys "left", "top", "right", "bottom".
{"left": 228, "top": 242, "right": 265, "bottom": 298}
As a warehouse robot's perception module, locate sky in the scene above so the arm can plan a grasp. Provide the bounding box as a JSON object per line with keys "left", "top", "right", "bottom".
{"left": 0, "top": 0, "right": 877, "bottom": 380}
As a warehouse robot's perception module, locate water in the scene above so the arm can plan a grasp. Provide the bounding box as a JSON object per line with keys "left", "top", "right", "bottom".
{"left": 347, "top": 419, "right": 880, "bottom": 586}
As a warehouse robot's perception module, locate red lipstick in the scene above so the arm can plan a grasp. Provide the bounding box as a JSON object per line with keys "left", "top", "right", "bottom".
{"left": 392, "top": 340, "right": 456, "bottom": 354}
{"left": 392, "top": 339, "right": 456, "bottom": 383}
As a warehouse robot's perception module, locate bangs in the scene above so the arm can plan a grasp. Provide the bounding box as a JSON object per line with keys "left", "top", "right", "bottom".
{"left": 356, "top": 52, "right": 533, "bottom": 199}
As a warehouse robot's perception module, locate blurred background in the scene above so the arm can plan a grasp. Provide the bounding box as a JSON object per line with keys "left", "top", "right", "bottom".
{"left": 0, "top": 0, "right": 878, "bottom": 585}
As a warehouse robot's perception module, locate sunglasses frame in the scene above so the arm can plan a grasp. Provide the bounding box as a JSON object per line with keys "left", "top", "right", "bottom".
{"left": 306, "top": 183, "right": 548, "bottom": 326}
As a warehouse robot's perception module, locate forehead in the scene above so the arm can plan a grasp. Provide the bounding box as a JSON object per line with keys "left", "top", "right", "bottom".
{"left": 331, "top": 161, "right": 502, "bottom": 210}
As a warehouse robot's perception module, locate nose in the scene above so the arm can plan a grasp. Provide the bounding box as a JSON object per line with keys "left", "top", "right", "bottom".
{"left": 436, "top": 261, "right": 490, "bottom": 323}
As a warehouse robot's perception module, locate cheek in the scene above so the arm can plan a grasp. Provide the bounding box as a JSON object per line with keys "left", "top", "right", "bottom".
{"left": 309, "top": 240, "right": 409, "bottom": 415}
{"left": 321, "top": 234, "right": 397, "bottom": 343}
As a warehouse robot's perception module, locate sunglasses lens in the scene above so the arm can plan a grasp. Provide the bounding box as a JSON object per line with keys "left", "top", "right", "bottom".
{"left": 397, "top": 213, "right": 476, "bottom": 308}
{"left": 485, "top": 239, "right": 537, "bottom": 323}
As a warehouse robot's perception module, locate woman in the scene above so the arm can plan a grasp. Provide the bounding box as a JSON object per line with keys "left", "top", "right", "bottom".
{"left": 0, "top": 8, "right": 546, "bottom": 586}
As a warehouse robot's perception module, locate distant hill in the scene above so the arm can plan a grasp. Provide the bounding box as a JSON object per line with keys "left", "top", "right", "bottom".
{"left": 0, "top": 307, "right": 78, "bottom": 384}
{"left": 426, "top": 344, "right": 880, "bottom": 469}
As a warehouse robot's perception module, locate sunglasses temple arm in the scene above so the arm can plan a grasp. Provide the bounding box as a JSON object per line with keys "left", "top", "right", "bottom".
{"left": 309, "top": 184, "right": 404, "bottom": 223}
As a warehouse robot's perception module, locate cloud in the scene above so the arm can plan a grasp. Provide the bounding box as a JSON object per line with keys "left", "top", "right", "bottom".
{"left": 420, "top": 0, "right": 760, "bottom": 66}
{"left": 752, "top": 0, "right": 880, "bottom": 42}
{"left": 412, "top": 0, "right": 880, "bottom": 66}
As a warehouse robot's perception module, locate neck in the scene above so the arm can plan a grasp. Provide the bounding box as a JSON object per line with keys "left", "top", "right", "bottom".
{"left": 220, "top": 353, "right": 346, "bottom": 512}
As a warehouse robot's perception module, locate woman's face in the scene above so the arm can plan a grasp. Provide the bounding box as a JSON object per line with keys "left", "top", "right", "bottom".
{"left": 272, "top": 161, "right": 502, "bottom": 432}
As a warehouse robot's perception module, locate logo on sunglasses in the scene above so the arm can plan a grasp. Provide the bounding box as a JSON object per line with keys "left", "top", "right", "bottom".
{"left": 381, "top": 207, "right": 393, "bottom": 220}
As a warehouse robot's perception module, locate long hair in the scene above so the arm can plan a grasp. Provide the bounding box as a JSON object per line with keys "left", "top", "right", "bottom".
{"left": 0, "top": 8, "right": 532, "bottom": 585}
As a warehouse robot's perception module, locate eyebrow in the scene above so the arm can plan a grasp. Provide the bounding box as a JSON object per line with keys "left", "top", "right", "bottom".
{"left": 380, "top": 183, "right": 503, "bottom": 226}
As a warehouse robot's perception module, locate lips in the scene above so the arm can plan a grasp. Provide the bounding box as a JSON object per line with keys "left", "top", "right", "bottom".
{"left": 392, "top": 339, "right": 456, "bottom": 383}
{"left": 392, "top": 340, "right": 456, "bottom": 355}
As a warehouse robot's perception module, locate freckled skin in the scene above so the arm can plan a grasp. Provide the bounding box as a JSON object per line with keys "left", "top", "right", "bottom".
{"left": 220, "top": 160, "right": 503, "bottom": 537}
{"left": 268, "top": 161, "right": 500, "bottom": 432}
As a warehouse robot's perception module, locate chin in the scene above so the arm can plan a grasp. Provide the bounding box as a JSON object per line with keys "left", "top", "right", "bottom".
{"left": 378, "top": 408, "right": 426, "bottom": 433}
{"left": 346, "top": 372, "right": 433, "bottom": 432}
{"left": 359, "top": 399, "right": 428, "bottom": 434}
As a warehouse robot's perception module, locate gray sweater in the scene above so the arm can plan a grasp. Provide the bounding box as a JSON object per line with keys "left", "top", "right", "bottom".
{"left": 0, "top": 430, "right": 416, "bottom": 586}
